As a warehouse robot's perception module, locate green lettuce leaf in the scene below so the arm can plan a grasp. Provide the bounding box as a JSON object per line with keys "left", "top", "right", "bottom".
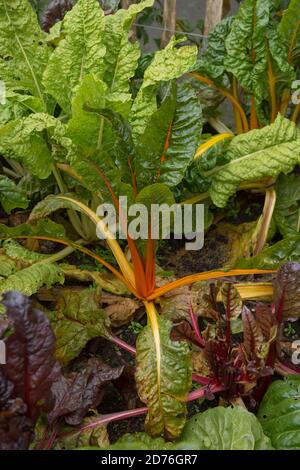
{"left": 135, "top": 316, "right": 192, "bottom": 440}
{"left": 258, "top": 376, "right": 300, "bottom": 449}
{"left": 177, "top": 406, "right": 273, "bottom": 450}
{"left": 43, "top": 0, "right": 106, "bottom": 114}
{"left": 210, "top": 115, "right": 300, "bottom": 207}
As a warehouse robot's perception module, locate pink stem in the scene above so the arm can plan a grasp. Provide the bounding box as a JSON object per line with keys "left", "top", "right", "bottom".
{"left": 192, "top": 374, "right": 211, "bottom": 385}
{"left": 58, "top": 384, "right": 225, "bottom": 439}
{"left": 189, "top": 303, "right": 205, "bottom": 348}
{"left": 110, "top": 335, "right": 136, "bottom": 355}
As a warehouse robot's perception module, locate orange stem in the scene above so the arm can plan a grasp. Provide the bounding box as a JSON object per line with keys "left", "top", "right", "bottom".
{"left": 232, "top": 77, "right": 244, "bottom": 134}
{"left": 190, "top": 72, "right": 249, "bottom": 133}
{"left": 147, "top": 269, "right": 276, "bottom": 301}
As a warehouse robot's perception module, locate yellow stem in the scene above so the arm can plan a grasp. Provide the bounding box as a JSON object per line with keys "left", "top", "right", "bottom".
{"left": 194, "top": 134, "right": 234, "bottom": 161}
{"left": 189, "top": 72, "right": 249, "bottom": 132}
{"left": 147, "top": 268, "right": 276, "bottom": 300}
{"left": 267, "top": 52, "right": 277, "bottom": 123}
{"left": 56, "top": 163, "right": 83, "bottom": 182}
{"left": 53, "top": 196, "right": 136, "bottom": 289}
{"left": 254, "top": 188, "right": 277, "bottom": 255}
{"left": 144, "top": 301, "right": 161, "bottom": 393}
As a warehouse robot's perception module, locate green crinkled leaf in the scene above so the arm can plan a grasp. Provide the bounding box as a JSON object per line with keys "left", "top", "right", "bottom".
{"left": 130, "top": 37, "right": 198, "bottom": 142}
{"left": 0, "top": 262, "right": 64, "bottom": 296}
{"left": 225, "top": 0, "right": 270, "bottom": 104}
{"left": 0, "top": 255, "right": 17, "bottom": 278}
{"left": 0, "top": 112, "right": 70, "bottom": 178}
{"left": 46, "top": 287, "right": 110, "bottom": 365}
{"left": 135, "top": 316, "right": 192, "bottom": 440}
{"left": 0, "top": 219, "right": 66, "bottom": 241}
{"left": 135, "top": 83, "right": 177, "bottom": 188}
{"left": 279, "top": 0, "right": 300, "bottom": 63}
{"left": 67, "top": 75, "right": 107, "bottom": 151}
{"left": 2, "top": 239, "right": 49, "bottom": 264}
{"left": 258, "top": 376, "right": 300, "bottom": 450}
{"left": 43, "top": 0, "right": 106, "bottom": 114}
{"left": 196, "top": 16, "right": 234, "bottom": 81}
{"left": 107, "top": 432, "right": 175, "bottom": 450}
{"left": 0, "top": 119, "right": 52, "bottom": 178}
{"left": 56, "top": 417, "right": 109, "bottom": 450}
{"left": 29, "top": 194, "right": 87, "bottom": 223}
{"left": 158, "top": 82, "right": 203, "bottom": 187}
{"left": 177, "top": 406, "right": 273, "bottom": 450}
{"left": 0, "top": 175, "right": 28, "bottom": 213}
{"left": 103, "top": 0, "right": 154, "bottom": 102}
{"left": 274, "top": 174, "right": 300, "bottom": 238}
{"left": 210, "top": 115, "right": 300, "bottom": 207}
{"left": 234, "top": 236, "right": 300, "bottom": 269}
{"left": 0, "top": 0, "right": 48, "bottom": 106}
{"left": 135, "top": 81, "right": 202, "bottom": 190}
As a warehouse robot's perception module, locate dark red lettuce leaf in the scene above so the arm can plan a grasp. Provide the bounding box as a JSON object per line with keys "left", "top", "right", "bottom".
{"left": 49, "top": 357, "right": 124, "bottom": 426}
{"left": 0, "top": 370, "right": 34, "bottom": 450}
{"left": 2, "top": 292, "right": 61, "bottom": 422}
{"left": 273, "top": 262, "right": 300, "bottom": 321}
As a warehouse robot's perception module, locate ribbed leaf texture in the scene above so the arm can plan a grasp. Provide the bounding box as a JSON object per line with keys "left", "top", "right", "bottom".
{"left": 130, "top": 37, "right": 197, "bottom": 142}
{"left": 135, "top": 316, "right": 192, "bottom": 440}
{"left": 210, "top": 115, "right": 300, "bottom": 207}
{"left": 43, "top": 0, "right": 106, "bottom": 114}
{"left": 0, "top": 0, "right": 49, "bottom": 104}
{"left": 0, "top": 263, "right": 64, "bottom": 296}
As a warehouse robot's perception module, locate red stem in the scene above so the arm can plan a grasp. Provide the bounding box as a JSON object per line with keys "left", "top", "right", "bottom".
{"left": 57, "top": 383, "right": 225, "bottom": 440}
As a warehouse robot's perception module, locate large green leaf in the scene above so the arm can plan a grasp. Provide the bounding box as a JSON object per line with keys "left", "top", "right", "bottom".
{"left": 210, "top": 115, "right": 300, "bottom": 207}
{"left": 130, "top": 37, "right": 197, "bottom": 142}
{"left": 258, "top": 376, "right": 300, "bottom": 449}
{"left": 0, "top": 113, "right": 70, "bottom": 178}
{"left": 159, "top": 83, "right": 203, "bottom": 187}
{"left": 135, "top": 84, "right": 177, "bottom": 188}
{"left": 177, "top": 406, "right": 273, "bottom": 450}
{"left": 67, "top": 75, "right": 107, "bottom": 151}
{"left": 0, "top": 219, "right": 66, "bottom": 240}
{"left": 0, "top": 262, "right": 64, "bottom": 296}
{"left": 234, "top": 236, "right": 300, "bottom": 269}
{"left": 103, "top": 0, "right": 154, "bottom": 103}
{"left": 135, "top": 82, "right": 202, "bottom": 189}
{"left": 279, "top": 0, "right": 300, "bottom": 63}
{"left": 46, "top": 287, "right": 110, "bottom": 365}
{"left": 43, "top": 0, "right": 106, "bottom": 114}
{"left": 107, "top": 432, "right": 174, "bottom": 450}
{"left": 0, "top": 0, "right": 48, "bottom": 106}
{"left": 224, "top": 0, "right": 270, "bottom": 103}
{"left": 274, "top": 174, "right": 300, "bottom": 238}
{"left": 135, "top": 316, "right": 192, "bottom": 440}
{"left": 0, "top": 176, "right": 28, "bottom": 213}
